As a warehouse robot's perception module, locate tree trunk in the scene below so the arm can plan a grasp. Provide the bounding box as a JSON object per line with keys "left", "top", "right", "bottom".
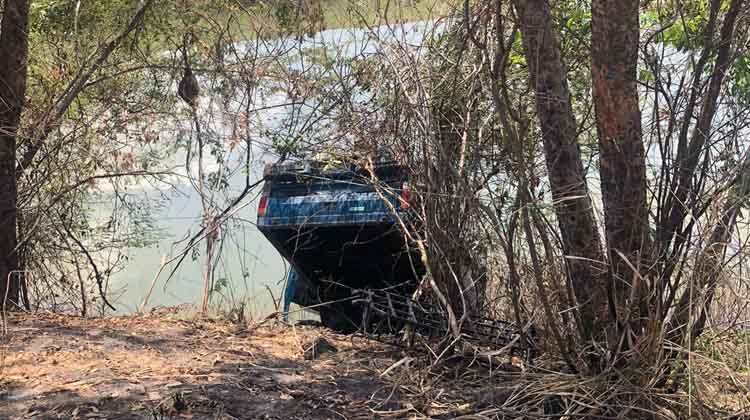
{"left": 590, "top": 0, "right": 650, "bottom": 328}
{"left": 512, "top": 0, "right": 608, "bottom": 343}
{"left": 0, "top": 0, "right": 31, "bottom": 309}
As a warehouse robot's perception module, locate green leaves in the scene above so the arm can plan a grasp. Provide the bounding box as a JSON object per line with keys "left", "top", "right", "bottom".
{"left": 558, "top": 2, "right": 592, "bottom": 40}
{"left": 639, "top": 68, "right": 655, "bottom": 83}
{"left": 641, "top": 0, "right": 714, "bottom": 52}
{"left": 212, "top": 277, "right": 229, "bottom": 293}
{"left": 730, "top": 53, "right": 750, "bottom": 105}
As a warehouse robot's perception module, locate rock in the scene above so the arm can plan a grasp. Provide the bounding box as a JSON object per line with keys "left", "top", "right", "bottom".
{"left": 303, "top": 337, "right": 337, "bottom": 360}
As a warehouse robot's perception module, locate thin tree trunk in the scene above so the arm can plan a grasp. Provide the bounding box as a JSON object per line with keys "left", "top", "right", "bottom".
{"left": 590, "top": 0, "right": 650, "bottom": 326}
{"left": 659, "top": 0, "right": 743, "bottom": 286}
{"left": 657, "top": 0, "right": 722, "bottom": 249}
{"left": 512, "top": 0, "right": 607, "bottom": 343}
{"left": 662, "top": 151, "right": 750, "bottom": 390}
{"left": 202, "top": 217, "right": 216, "bottom": 314}
{"left": 671, "top": 150, "right": 750, "bottom": 342}
{"left": 0, "top": 0, "right": 31, "bottom": 309}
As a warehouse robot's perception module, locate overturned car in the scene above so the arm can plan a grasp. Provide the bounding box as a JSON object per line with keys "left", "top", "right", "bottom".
{"left": 257, "top": 159, "right": 423, "bottom": 332}
{"left": 257, "top": 158, "right": 535, "bottom": 361}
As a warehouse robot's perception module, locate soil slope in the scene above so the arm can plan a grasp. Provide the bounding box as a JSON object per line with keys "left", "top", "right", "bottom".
{"left": 0, "top": 309, "right": 508, "bottom": 420}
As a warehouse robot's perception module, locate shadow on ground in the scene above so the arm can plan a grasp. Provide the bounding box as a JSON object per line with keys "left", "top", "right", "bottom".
{"left": 0, "top": 311, "right": 420, "bottom": 420}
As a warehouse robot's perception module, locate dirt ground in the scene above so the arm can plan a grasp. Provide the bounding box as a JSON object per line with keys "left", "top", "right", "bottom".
{"left": 0, "top": 309, "right": 519, "bottom": 420}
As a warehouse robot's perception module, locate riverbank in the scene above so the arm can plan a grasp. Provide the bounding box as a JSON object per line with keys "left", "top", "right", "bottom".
{"left": 0, "top": 309, "right": 522, "bottom": 419}
{"left": 3, "top": 309, "right": 748, "bottom": 419}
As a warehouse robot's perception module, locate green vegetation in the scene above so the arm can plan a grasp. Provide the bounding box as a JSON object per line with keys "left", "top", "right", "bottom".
{"left": 225, "top": 0, "right": 451, "bottom": 41}
{"left": 319, "top": 0, "right": 451, "bottom": 29}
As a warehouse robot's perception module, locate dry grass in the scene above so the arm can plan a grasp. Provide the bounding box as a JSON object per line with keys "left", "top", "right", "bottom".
{"left": 1, "top": 309, "right": 749, "bottom": 419}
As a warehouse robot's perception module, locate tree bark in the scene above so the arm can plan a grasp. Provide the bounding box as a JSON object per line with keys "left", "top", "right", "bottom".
{"left": 0, "top": 0, "right": 31, "bottom": 308}
{"left": 590, "top": 0, "right": 650, "bottom": 322}
{"left": 512, "top": 0, "right": 607, "bottom": 342}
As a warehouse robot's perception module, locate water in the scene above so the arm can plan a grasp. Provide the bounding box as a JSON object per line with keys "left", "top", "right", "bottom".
{"left": 106, "top": 185, "right": 288, "bottom": 316}
{"left": 98, "top": 21, "right": 440, "bottom": 319}
{"left": 92, "top": 19, "right": 750, "bottom": 328}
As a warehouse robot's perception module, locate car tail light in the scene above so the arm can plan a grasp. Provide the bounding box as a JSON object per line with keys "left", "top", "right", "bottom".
{"left": 399, "top": 183, "right": 411, "bottom": 209}
{"left": 258, "top": 194, "right": 268, "bottom": 217}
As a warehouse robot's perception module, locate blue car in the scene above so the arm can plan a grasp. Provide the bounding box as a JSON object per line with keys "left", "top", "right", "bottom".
{"left": 258, "top": 160, "right": 424, "bottom": 332}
